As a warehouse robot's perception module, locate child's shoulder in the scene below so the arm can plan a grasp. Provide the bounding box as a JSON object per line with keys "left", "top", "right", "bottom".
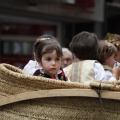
{"left": 23, "top": 60, "right": 40, "bottom": 75}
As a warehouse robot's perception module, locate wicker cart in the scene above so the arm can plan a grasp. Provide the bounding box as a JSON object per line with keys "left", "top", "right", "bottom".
{"left": 0, "top": 63, "right": 120, "bottom": 120}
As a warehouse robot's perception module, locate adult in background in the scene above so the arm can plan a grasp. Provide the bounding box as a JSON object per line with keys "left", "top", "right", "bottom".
{"left": 61, "top": 48, "right": 73, "bottom": 68}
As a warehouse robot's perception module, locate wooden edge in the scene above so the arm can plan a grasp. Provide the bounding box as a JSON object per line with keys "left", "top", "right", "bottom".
{"left": 0, "top": 89, "right": 120, "bottom": 106}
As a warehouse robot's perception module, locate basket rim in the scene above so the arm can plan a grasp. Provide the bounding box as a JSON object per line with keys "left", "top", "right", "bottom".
{"left": 0, "top": 89, "right": 120, "bottom": 107}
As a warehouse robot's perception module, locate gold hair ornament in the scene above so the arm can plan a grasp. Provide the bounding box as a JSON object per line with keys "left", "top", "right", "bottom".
{"left": 104, "top": 33, "right": 120, "bottom": 51}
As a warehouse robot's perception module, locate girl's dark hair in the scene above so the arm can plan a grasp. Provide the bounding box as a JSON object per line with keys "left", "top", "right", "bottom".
{"left": 69, "top": 31, "right": 98, "bottom": 60}
{"left": 34, "top": 34, "right": 56, "bottom": 54}
{"left": 34, "top": 40, "right": 63, "bottom": 61}
{"left": 97, "top": 40, "right": 118, "bottom": 64}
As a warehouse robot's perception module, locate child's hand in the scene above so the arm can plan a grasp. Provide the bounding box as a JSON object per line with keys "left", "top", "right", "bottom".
{"left": 113, "top": 65, "right": 120, "bottom": 80}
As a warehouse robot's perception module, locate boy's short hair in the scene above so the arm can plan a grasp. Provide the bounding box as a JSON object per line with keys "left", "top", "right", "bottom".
{"left": 69, "top": 31, "right": 98, "bottom": 60}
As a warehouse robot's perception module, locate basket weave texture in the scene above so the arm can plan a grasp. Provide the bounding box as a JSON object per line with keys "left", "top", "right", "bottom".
{"left": 0, "top": 97, "right": 120, "bottom": 120}
{"left": 0, "top": 63, "right": 89, "bottom": 96}
{"left": 0, "top": 63, "right": 120, "bottom": 119}
{"left": 90, "top": 80, "right": 120, "bottom": 91}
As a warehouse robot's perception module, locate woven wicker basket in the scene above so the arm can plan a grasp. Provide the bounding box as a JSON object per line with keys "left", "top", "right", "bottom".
{"left": 0, "top": 63, "right": 120, "bottom": 120}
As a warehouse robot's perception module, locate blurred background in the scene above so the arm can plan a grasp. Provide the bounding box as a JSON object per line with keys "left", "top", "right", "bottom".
{"left": 0, "top": 0, "right": 119, "bottom": 68}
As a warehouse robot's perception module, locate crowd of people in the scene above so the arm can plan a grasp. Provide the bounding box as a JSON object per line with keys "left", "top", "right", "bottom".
{"left": 23, "top": 31, "right": 120, "bottom": 85}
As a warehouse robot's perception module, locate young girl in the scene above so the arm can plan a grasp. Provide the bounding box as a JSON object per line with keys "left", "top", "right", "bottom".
{"left": 104, "top": 33, "right": 120, "bottom": 66}
{"left": 33, "top": 40, "right": 68, "bottom": 81}
{"left": 64, "top": 31, "right": 120, "bottom": 85}
{"left": 23, "top": 34, "right": 56, "bottom": 75}
{"left": 97, "top": 40, "right": 119, "bottom": 80}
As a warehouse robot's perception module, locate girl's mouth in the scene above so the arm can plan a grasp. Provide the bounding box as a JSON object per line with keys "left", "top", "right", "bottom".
{"left": 51, "top": 68, "right": 56, "bottom": 70}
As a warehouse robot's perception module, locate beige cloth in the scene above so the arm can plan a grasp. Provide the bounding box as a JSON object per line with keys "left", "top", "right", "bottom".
{"left": 103, "top": 65, "right": 113, "bottom": 73}
{"left": 64, "top": 60, "right": 95, "bottom": 85}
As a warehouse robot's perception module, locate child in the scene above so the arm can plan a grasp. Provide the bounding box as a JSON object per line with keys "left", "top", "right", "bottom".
{"left": 64, "top": 31, "right": 120, "bottom": 84}
{"left": 97, "top": 40, "right": 119, "bottom": 80}
{"left": 104, "top": 33, "right": 120, "bottom": 66}
{"left": 33, "top": 40, "right": 68, "bottom": 81}
{"left": 23, "top": 34, "right": 56, "bottom": 75}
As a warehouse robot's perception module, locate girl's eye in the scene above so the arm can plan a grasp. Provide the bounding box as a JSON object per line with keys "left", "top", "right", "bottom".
{"left": 56, "top": 58, "right": 60, "bottom": 61}
{"left": 46, "top": 58, "right": 51, "bottom": 61}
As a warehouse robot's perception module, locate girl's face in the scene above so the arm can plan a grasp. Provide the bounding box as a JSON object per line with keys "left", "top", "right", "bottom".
{"left": 105, "top": 54, "right": 116, "bottom": 68}
{"left": 40, "top": 50, "right": 62, "bottom": 78}
{"left": 115, "top": 51, "right": 120, "bottom": 63}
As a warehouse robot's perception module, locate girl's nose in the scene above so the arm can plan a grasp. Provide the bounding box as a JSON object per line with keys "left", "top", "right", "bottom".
{"left": 52, "top": 60, "right": 56, "bottom": 65}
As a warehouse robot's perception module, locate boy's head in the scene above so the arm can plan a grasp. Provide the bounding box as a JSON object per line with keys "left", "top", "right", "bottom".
{"left": 69, "top": 31, "right": 98, "bottom": 60}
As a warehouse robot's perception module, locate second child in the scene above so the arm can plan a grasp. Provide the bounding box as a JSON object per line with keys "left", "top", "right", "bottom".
{"left": 64, "top": 31, "right": 120, "bottom": 85}
{"left": 97, "top": 40, "right": 120, "bottom": 80}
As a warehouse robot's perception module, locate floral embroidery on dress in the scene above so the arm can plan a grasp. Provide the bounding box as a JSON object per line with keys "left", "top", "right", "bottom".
{"left": 33, "top": 67, "right": 67, "bottom": 81}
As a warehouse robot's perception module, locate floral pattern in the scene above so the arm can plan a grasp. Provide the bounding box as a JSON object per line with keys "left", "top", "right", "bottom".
{"left": 33, "top": 67, "right": 67, "bottom": 81}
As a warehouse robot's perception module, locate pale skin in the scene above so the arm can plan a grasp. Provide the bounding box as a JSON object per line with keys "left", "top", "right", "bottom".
{"left": 115, "top": 40, "right": 120, "bottom": 63}
{"left": 105, "top": 54, "right": 116, "bottom": 68}
{"left": 62, "top": 52, "right": 73, "bottom": 68}
{"left": 104, "top": 53, "right": 120, "bottom": 80}
{"left": 38, "top": 50, "right": 62, "bottom": 78}
{"left": 112, "top": 67, "right": 120, "bottom": 80}
{"left": 115, "top": 51, "right": 120, "bottom": 63}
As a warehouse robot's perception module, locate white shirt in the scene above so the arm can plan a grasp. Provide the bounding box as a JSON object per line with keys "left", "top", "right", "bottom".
{"left": 23, "top": 60, "right": 40, "bottom": 76}
{"left": 23, "top": 60, "right": 116, "bottom": 82}
{"left": 94, "top": 62, "right": 116, "bottom": 81}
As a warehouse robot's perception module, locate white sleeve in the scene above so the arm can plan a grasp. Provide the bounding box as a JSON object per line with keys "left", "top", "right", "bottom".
{"left": 94, "top": 62, "right": 116, "bottom": 81}
{"left": 66, "top": 78, "right": 71, "bottom": 82}
{"left": 94, "top": 62, "right": 105, "bottom": 81}
{"left": 104, "top": 70, "right": 116, "bottom": 81}
{"left": 23, "top": 60, "right": 40, "bottom": 76}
